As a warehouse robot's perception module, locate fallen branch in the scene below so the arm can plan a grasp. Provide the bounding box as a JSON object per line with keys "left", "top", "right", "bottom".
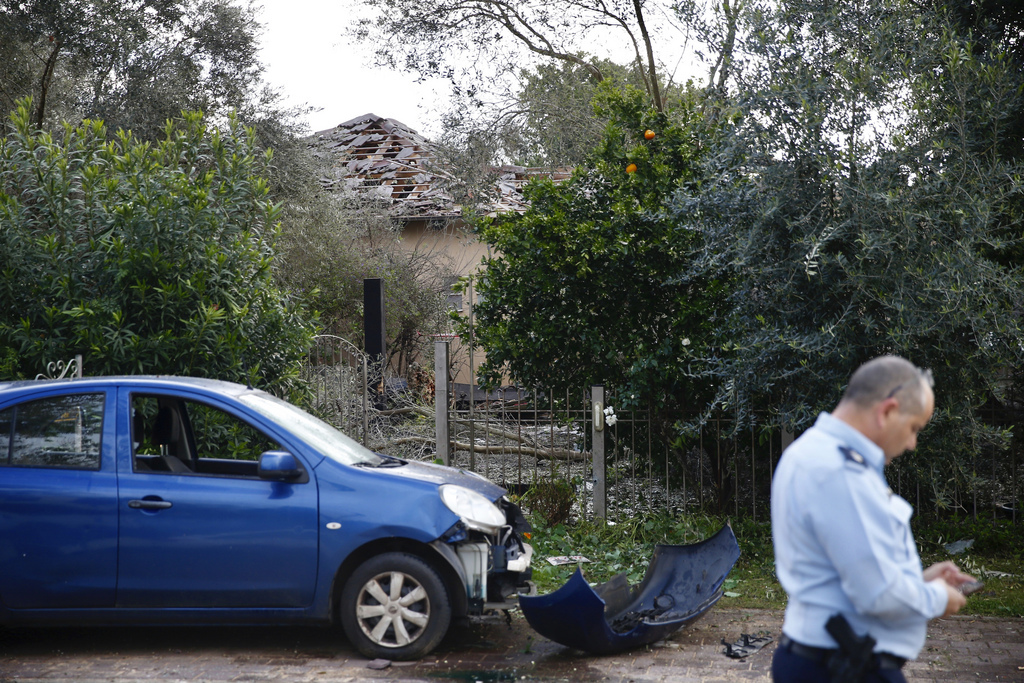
{"left": 377, "top": 407, "right": 424, "bottom": 416}
{"left": 392, "top": 436, "right": 587, "bottom": 462}
{"left": 380, "top": 405, "right": 552, "bottom": 450}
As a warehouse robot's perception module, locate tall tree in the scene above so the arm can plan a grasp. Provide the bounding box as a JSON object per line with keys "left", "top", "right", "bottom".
{"left": 0, "top": 0, "right": 277, "bottom": 138}
{"left": 0, "top": 0, "right": 316, "bottom": 210}
{"left": 447, "top": 56, "right": 704, "bottom": 169}
{"left": 674, "top": 0, "right": 1024, "bottom": 506}
{"left": 937, "top": 0, "right": 1024, "bottom": 160}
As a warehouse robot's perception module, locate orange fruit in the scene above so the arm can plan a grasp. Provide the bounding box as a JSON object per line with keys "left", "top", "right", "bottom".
{"left": 626, "top": 163, "right": 637, "bottom": 173}
{"left": 644, "top": 129, "right": 655, "bottom": 140}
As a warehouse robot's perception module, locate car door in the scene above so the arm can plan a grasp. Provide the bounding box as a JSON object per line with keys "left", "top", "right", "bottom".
{"left": 115, "top": 388, "right": 319, "bottom": 608}
{"left": 0, "top": 389, "right": 118, "bottom": 608}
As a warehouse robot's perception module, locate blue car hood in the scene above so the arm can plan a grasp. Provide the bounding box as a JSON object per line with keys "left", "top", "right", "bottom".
{"left": 368, "top": 459, "right": 506, "bottom": 500}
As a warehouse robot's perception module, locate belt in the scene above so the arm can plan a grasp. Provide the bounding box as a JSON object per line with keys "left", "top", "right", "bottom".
{"left": 779, "top": 634, "right": 907, "bottom": 670}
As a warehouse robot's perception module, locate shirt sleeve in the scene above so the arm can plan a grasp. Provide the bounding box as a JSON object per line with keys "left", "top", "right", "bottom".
{"left": 807, "top": 465, "right": 948, "bottom": 621}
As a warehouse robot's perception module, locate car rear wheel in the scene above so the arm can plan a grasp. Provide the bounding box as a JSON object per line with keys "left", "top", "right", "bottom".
{"left": 340, "top": 552, "right": 451, "bottom": 660}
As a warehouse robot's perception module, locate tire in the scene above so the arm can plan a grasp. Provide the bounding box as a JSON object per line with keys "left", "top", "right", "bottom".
{"left": 339, "top": 552, "right": 452, "bottom": 660}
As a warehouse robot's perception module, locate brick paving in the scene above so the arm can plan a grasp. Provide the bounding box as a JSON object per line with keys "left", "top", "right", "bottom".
{"left": 0, "top": 609, "right": 1020, "bottom": 682}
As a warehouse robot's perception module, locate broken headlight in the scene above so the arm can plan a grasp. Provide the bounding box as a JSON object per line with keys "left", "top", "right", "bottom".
{"left": 439, "top": 484, "right": 505, "bottom": 534}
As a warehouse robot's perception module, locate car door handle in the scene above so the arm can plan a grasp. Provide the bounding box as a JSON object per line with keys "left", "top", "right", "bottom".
{"left": 128, "top": 499, "right": 173, "bottom": 510}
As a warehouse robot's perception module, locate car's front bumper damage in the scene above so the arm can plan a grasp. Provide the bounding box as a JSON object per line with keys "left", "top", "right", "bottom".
{"left": 441, "top": 496, "right": 535, "bottom": 614}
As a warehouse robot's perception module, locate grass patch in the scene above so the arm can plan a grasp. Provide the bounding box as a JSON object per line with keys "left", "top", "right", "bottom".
{"left": 525, "top": 511, "right": 1023, "bottom": 616}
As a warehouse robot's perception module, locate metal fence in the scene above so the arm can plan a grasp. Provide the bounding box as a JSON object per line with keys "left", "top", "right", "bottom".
{"left": 431, "top": 340, "right": 792, "bottom": 523}
{"left": 301, "top": 339, "right": 1021, "bottom": 525}
{"left": 302, "top": 335, "right": 370, "bottom": 445}
{"left": 430, "top": 340, "right": 1021, "bottom": 525}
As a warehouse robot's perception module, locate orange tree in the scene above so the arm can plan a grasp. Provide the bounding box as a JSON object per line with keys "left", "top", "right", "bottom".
{"left": 461, "top": 84, "right": 729, "bottom": 426}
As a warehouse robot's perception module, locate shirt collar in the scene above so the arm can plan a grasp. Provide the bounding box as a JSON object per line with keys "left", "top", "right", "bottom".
{"left": 814, "top": 412, "right": 886, "bottom": 474}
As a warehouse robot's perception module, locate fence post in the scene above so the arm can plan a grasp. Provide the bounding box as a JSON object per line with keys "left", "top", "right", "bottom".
{"left": 435, "top": 340, "right": 451, "bottom": 466}
{"left": 591, "top": 385, "right": 606, "bottom": 520}
{"left": 362, "top": 355, "right": 369, "bottom": 448}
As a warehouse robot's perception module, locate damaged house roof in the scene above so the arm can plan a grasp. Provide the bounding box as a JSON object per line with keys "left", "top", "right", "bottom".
{"left": 309, "top": 113, "right": 571, "bottom": 222}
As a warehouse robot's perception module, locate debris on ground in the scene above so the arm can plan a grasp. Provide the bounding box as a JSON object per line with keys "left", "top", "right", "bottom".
{"left": 943, "top": 539, "right": 974, "bottom": 554}
{"left": 546, "top": 555, "right": 591, "bottom": 565}
{"left": 722, "top": 633, "right": 774, "bottom": 659}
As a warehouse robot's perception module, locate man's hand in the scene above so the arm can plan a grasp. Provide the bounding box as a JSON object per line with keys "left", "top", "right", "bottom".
{"left": 925, "top": 562, "right": 974, "bottom": 617}
{"left": 938, "top": 579, "right": 967, "bottom": 617}
{"left": 924, "top": 561, "right": 975, "bottom": 588}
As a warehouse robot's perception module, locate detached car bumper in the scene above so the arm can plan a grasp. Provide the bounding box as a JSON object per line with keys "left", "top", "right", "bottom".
{"left": 519, "top": 524, "right": 740, "bottom": 653}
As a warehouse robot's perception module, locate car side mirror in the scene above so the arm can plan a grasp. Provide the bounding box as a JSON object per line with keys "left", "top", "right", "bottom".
{"left": 258, "top": 450, "right": 303, "bottom": 481}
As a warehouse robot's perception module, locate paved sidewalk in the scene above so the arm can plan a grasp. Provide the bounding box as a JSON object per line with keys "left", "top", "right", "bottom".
{"left": 1, "top": 609, "right": 1021, "bottom": 682}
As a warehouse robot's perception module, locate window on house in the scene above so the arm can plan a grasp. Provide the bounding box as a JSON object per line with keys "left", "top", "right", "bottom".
{"left": 446, "top": 278, "right": 463, "bottom": 312}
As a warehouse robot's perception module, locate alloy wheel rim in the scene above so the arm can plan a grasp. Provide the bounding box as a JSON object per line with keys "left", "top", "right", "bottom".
{"left": 355, "top": 570, "right": 430, "bottom": 647}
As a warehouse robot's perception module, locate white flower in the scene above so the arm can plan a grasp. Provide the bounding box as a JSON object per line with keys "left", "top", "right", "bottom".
{"left": 682, "top": 338, "right": 691, "bottom": 346}
{"left": 602, "top": 405, "right": 618, "bottom": 426}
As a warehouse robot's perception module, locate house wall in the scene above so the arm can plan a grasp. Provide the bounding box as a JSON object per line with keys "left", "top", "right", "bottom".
{"left": 398, "top": 219, "right": 491, "bottom": 386}
{"left": 399, "top": 219, "right": 490, "bottom": 278}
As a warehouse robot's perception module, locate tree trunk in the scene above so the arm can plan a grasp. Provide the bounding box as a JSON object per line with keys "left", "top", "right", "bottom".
{"left": 631, "top": 0, "right": 663, "bottom": 112}
{"left": 35, "top": 39, "right": 62, "bottom": 129}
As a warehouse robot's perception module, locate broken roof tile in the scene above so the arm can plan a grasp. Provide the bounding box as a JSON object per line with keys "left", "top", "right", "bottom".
{"left": 310, "top": 114, "right": 570, "bottom": 221}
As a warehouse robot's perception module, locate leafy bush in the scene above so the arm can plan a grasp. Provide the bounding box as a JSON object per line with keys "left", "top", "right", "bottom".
{"left": 0, "top": 100, "right": 314, "bottom": 399}
{"left": 522, "top": 479, "right": 576, "bottom": 527}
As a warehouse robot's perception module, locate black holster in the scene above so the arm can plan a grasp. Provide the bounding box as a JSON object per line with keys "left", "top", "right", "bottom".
{"left": 824, "top": 614, "right": 877, "bottom": 683}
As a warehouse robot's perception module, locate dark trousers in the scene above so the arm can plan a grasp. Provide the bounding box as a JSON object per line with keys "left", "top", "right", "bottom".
{"left": 771, "top": 642, "right": 908, "bottom": 683}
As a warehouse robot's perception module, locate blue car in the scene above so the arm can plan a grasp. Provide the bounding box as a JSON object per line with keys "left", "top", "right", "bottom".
{"left": 0, "top": 376, "right": 534, "bottom": 660}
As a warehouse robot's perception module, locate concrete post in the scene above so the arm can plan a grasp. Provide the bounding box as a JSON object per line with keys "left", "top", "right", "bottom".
{"left": 591, "top": 385, "right": 606, "bottom": 520}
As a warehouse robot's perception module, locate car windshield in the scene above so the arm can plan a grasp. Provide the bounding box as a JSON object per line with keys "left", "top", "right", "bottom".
{"left": 238, "top": 393, "right": 383, "bottom": 467}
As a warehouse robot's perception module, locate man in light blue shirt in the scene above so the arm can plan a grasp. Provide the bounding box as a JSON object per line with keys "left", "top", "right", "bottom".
{"left": 771, "top": 356, "right": 974, "bottom": 682}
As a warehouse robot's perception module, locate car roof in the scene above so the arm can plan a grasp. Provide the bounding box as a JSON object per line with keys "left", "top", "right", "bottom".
{"left": 0, "top": 375, "right": 264, "bottom": 398}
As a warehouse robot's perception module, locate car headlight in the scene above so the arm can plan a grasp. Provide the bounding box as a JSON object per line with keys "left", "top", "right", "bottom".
{"left": 439, "top": 485, "right": 506, "bottom": 534}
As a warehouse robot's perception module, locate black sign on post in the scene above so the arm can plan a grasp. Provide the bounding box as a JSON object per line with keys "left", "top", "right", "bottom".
{"left": 364, "top": 278, "right": 386, "bottom": 362}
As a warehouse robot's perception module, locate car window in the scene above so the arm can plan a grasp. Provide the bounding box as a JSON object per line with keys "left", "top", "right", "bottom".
{"left": 132, "top": 394, "right": 281, "bottom": 478}
{"left": 0, "top": 393, "right": 104, "bottom": 470}
{"left": 238, "top": 392, "right": 383, "bottom": 466}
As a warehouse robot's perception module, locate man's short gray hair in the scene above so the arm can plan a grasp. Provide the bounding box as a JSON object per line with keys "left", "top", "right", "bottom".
{"left": 840, "top": 356, "right": 934, "bottom": 414}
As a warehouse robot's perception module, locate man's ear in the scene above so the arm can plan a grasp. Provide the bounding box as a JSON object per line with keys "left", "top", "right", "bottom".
{"left": 877, "top": 397, "right": 901, "bottom": 426}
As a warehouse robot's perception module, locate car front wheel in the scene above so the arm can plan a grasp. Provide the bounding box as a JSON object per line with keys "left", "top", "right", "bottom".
{"left": 340, "top": 552, "right": 451, "bottom": 660}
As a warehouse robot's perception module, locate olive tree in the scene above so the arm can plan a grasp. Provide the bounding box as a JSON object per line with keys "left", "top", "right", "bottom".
{"left": 674, "top": 0, "right": 1024, "bottom": 509}
{"left": 0, "top": 0, "right": 272, "bottom": 136}
{"left": 0, "top": 0, "right": 314, "bottom": 209}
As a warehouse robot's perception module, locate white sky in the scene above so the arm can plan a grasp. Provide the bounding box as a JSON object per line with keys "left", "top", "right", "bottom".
{"left": 256, "top": 0, "right": 707, "bottom": 140}
{"left": 256, "top": 0, "right": 451, "bottom": 137}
